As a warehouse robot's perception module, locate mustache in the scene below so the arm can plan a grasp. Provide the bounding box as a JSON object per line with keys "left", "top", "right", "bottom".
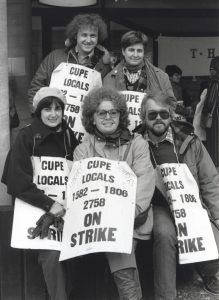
{"left": 154, "top": 120, "right": 165, "bottom": 125}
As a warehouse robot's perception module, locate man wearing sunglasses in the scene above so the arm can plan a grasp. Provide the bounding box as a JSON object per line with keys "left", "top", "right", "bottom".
{"left": 134, "top": 92, "right": 219, "bottom": 299}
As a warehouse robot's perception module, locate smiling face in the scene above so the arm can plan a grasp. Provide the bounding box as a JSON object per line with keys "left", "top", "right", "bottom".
{"left": 93, "top": 100, "right": 120, "bottom": 135}
{"left": 76, "top": 26, "right": 98, "bottom": 56}
{"left": 122, "top": 43, "right": 144, "bottom": 66}
{"left": 41, "top": 100, "right": 63, "bottom": 128}
{"left": 144, "top": 99, "right": 171, "bottom": 140}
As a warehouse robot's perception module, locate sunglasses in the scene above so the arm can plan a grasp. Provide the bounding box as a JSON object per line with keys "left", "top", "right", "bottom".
{"left": 96, "top": 109, "right": 120, "bottom": 119}
{"left": 147, "top": 110, "right": 170, "bottom": 121}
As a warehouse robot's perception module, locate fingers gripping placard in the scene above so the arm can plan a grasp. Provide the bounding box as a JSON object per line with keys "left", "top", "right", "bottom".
{"left": 59, "top": 157, "right": 137, "bottom": 261}
{"left": 50, "top": 63, "right": 102, "bottom": 142}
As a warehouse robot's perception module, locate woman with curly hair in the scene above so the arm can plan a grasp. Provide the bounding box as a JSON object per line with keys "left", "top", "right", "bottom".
{"left": 74, "top": 87, "right": 155, "bottom": 299}
{"left": 28, "top": 13, "right": 111, "bottom": 113}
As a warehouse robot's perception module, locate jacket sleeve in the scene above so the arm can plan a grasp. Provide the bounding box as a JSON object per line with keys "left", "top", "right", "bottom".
{"left": 1, "top": 130, "right": 54, "bottom": 212}
{"left": 193, "top": 137, "right": 219, "bottom": 220}
{"left": 130, "top": 135, "right": 155, "bottom": 226}
{"left": 73, "top": 143, "right": 89, "bottom": 161}
{"left": 28, "top": 51, "right": 57, "bottom": 113}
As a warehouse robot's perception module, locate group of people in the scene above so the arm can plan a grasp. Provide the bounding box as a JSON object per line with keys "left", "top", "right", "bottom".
{"left": 2, "top": 12, "right": 219, "bottom": 300}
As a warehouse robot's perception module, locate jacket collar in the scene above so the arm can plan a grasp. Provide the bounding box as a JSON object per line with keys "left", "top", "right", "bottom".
{"left": 134, "top": 120, "right": 195, "bottom": 155}
{"left": 31, "top": 117, "right": 68, "bottom": 143}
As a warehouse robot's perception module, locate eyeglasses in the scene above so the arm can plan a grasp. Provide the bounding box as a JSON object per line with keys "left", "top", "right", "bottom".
{"left": 147, "top": 110, "right": 170, "bottom": 121}
{"left": 96, "top": 109, "right": 120, "bottom": 119}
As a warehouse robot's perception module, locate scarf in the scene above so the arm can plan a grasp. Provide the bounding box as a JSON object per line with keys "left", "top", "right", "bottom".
{"left": 93, "top": 127, "right": 132, "bottom": 147}
{"left": 123, "top": 60, "right": 144, "bottom": 84}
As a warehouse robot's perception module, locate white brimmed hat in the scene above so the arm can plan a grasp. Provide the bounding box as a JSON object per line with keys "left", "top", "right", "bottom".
{"left": 33, "top": 87, "right": 66, "bottom": 112}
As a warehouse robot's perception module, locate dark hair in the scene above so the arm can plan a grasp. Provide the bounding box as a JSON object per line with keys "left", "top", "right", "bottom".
{"left": 34, "top": 97, "right": 64, "bottom": 118}
{"left": 210, "top": 56, "right": 219, "bottom": 71}
{"left": 140, "top": 92, "right": 172, "bottom": 123}
{"left": 165, "top": 65, "right": 182, "bottom": 77}
{"left": 121, "top": 31, "right": 148, "bottom": 50}
{"left": 81, "top": 87, "right": 130, "bottom": 134}
{"left": 66, "top": 14, "right": 108, "bottom": 46}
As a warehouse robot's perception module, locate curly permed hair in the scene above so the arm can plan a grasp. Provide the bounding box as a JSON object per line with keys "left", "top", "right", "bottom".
{"left": 66, "top": 14, "right": 108, "bottom": 46}
{"left": 81, "top": 87, "right": 130, "bottom": 134}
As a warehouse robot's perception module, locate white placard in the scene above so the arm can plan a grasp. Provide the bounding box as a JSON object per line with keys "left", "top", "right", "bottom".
{"left": 59, "top": 157, "right": 137, "bottom": 261}
{"left": 120, "top": 91, "right": 145, "bottom": 131}
{"left": 32, "top": 156, "right": 71, "bottom": 205}
{"left": 158, "top": 36, "right": 219, "bottom": 76}
{"left": 50, "top": 63, "right": 102, "bottom": 142}
{"left": 156, "top": 163, "right": 218, "bottom": 264}
{"left": 11, "top": 199, "right": 62, "bottom": 250}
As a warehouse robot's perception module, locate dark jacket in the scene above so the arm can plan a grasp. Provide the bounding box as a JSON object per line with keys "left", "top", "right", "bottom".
{"left": 1, "top": 118, "right": 78, "bottom": 211}
{"left": 103, "top": 59, "right": 175, "bottom": 104}
{"left": 28, "top": 47, "right": 111, "bottom": 112}
{"left": 135, "top": 120, "right": 219, "bottom": 221}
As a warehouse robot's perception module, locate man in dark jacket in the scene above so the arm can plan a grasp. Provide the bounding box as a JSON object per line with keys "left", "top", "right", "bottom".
{"left": 136, "top": 91, "right": 219, "bottom": 300}
{"left": 28, "top": 13, "right": 110, "bottom": 113}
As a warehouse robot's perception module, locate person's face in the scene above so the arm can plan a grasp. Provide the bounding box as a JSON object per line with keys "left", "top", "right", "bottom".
{"left": 171, "top": 73, "right": 181, "bottom": 83}
{"left": 144, "top": 99, "right": 171, "bottom": 138}
{"left": 93, "top": 100, "right": 120, "bottom": 135}
{"left": 122, "top": 43, "right": 144, "bottom": 66}
{"left": 41, "top": 100, "right": 63, "bottom": 128}
{"left": 76, "top": 26, "right": 98, "bottom": 56}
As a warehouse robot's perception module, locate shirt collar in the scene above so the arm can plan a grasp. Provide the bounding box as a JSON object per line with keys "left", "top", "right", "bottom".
{"left": 144, "top": 127, "right": 174, "bottom": 145}
{"left": 75, "top": 46, "right": 94, "bottom": 60}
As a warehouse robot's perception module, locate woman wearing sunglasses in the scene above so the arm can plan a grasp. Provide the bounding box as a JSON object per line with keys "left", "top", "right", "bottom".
{"left": 73, "top": 87, "right": 155, "bottom": 299}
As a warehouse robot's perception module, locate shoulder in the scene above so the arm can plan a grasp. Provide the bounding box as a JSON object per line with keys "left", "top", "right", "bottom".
{"left": 74, "top": 135, "right": 93, "bottom": 160}
{"left": 130, "top": 133, "right": 149, "bottom": 152}
{"left": 104, "top": 62, "right": 123, "bottom": 79}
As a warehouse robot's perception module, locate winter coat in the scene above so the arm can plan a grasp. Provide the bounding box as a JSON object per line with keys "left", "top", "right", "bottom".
{"left": 137, "top": 120, "right": 219, "bottom": 222}
{"left": 103, "top": 59, "right": 175, "bottom": 105}
{"left": 73, "top": 133, "right": 155, "bottom": 240}
{"left": 1, "top": 118, "right": 78, "bottom": 212}
{"left": 28, "top": 47, "right": 111, "bottom": 112}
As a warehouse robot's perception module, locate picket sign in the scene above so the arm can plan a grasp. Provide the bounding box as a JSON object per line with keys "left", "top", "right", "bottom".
{"left": 120, "top": 91, "right": 145, "bottom": 132}
{"left": 11, "top": 156, "right": 71, "bottom": 250}
{"left": 59, "top": 157, "right": 137, "bottom": 261}
{"left": 11, "top": 199, "right": 62, "bottom": 250}
{"left": 156, "top": 163, "right": 218, "bottom": 264}
{"left": 49, "top": 63, "right": 102, "bottom": 142}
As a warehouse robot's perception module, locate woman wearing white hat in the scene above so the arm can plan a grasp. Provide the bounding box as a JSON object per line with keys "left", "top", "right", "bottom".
{"left": 2, "top": 87, "right": 78, "bottom": 300}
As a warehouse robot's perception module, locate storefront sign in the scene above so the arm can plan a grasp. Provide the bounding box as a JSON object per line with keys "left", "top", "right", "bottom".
{"left": 39, "top": 0, "right": 97, "bottom": 7}
{"left": 158, "top": 36, "right": 219, "bottom": 76}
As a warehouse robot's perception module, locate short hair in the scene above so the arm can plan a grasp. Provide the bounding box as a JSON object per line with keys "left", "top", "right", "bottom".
{"left": 165, "top": 65, "right": 182, "bottom": 77}
{"left": 140, "top": 92, "right": 172, "bottom": 123}
{"left": 35, "top": 97, "right": 64, "bottom": 118}
{"left": 66, "top": 14, "right": 108, "bottom": 46}
{"left": 81, "top": 87, "right": 130, "bottom": 134}
{"left": 121, "top": 31, "right": 148, "bottom": 50}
